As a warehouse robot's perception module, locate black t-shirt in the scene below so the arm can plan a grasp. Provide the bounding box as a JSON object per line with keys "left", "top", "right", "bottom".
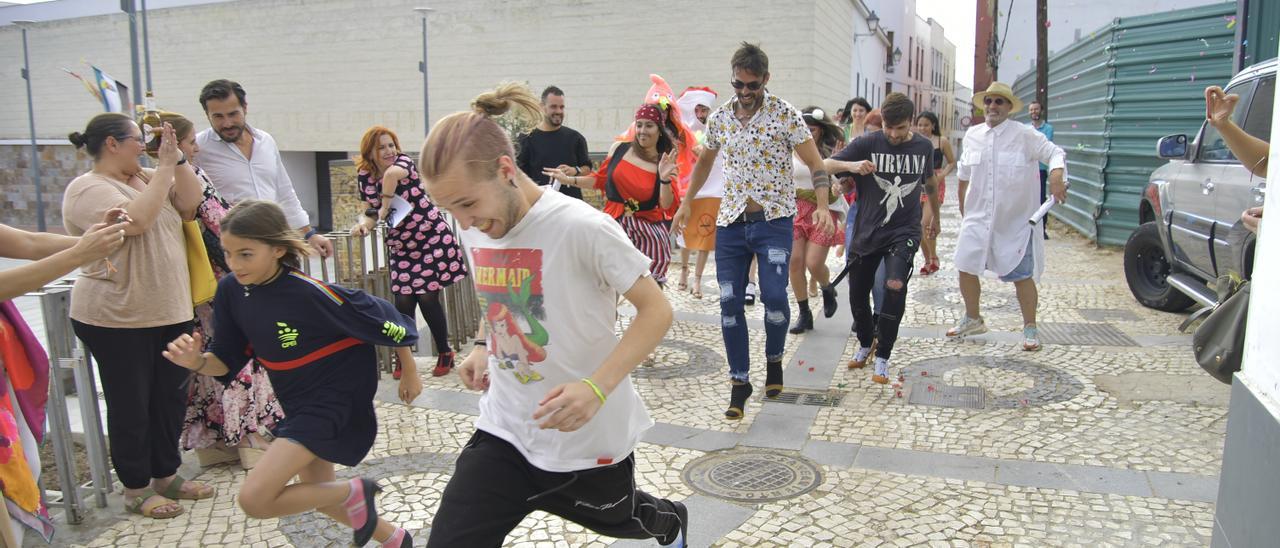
{"left": 516, "top": 126, "right": 592, "bottom": 200}
{"left": 831, "top": 131, "right": 935, "bottom": 256}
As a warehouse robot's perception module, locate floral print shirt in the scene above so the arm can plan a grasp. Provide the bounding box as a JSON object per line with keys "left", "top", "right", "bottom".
{"left": 704, "top": 91, "right": 812, "bottom": 226}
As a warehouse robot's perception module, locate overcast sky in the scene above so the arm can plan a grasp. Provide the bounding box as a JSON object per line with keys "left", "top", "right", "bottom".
{"left": 917, "top": 0, "right": 977, "bottom": 87}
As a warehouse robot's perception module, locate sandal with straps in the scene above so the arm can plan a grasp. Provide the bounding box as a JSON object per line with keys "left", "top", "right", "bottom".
{"left": 160, "top": 475, "right": 216, "bottom": 501}
{"left": 125, "top": 488, "right": 184, "bottom": 519}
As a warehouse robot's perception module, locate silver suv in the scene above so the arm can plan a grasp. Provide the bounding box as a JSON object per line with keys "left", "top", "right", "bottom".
{"left": 1125, "top": 58, "right": 1274, "bottom": 312}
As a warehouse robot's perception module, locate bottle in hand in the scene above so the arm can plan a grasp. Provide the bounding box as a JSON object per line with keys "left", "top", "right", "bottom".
{"left": 140, "top": 91, "right": 162, "bottom": 158}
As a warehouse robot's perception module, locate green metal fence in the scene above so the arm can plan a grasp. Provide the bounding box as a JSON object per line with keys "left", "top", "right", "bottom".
{"left": 1012, "top": 2, "right": 1236, "bottom": 246}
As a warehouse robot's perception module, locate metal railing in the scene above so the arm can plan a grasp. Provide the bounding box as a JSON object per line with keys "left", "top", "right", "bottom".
{"left": 299, "top": 219, "right": 480, "bottom": 373}
{"left": 30, "top": 283, "right": 113, "bottom": 524}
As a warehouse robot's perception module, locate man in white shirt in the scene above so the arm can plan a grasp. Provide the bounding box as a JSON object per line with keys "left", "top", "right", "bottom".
{"left": 194, "top": 79, "right": 332, "bottom": 257}
{"left": 948, "top": 82, "right": 1067, "bottom": 351}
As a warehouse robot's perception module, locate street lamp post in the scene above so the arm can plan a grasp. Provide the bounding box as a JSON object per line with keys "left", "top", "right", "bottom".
{"left": 15, "top": 20, "right": 45, "bottom": 232}
{"left": 414, "top": 7, "right": 435, "bottom": 138}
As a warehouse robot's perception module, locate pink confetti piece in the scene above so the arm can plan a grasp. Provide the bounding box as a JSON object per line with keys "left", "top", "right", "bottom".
{"left": 921, "top": 371, "right": 929, "bottom": 377}
{"left": 895, "top": 390, "right": 903, "bottom": 398}
{"left": 927, "top": 385, "right": 936, "bottom": 392}
{"left": 808, "top": 367, "right": 815, "bottom": 372}
{"left": 1045, "top": 20, "right": 1051, "bottom": 28}
{"left": 1072, "top": 123, "right": 1079, "bottom": 129}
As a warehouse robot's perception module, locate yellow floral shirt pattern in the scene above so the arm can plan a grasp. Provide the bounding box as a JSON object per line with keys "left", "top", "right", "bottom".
{"left": 705, "top": 92, "right": 812, "bottom": 227}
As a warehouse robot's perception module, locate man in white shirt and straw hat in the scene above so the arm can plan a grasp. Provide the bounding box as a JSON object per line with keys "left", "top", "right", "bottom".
{"left": 947, "top": 82, "right": 1067, "bottom": 351}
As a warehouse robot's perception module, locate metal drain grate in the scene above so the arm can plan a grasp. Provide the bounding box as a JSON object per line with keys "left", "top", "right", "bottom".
{"left": 907, "top": 385, "right": 986, "bottom": 409}
{"left": 1038, "top": 322, "right": 1139, "bottom": 347}
{"left": 682, "top": 449, "right": 823, "bottom": 503}
{"left": 1078, "top": 309, "right": 1142, "bottom": 322}
{"left": 764, "top": 390, "right": 846, "bottom": 407}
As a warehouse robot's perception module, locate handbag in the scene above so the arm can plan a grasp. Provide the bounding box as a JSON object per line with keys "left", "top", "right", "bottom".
{"left": 183, "top": 220, "right": 217, "bottom": 306}
{"left": 1192, "top": 279, "right": 1249, "bottom": 384}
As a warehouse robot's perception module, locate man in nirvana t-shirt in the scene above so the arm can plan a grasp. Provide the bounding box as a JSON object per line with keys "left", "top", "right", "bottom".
{"left": 517, "top": 85, "right": 594, "bottom": 200}
{"left": 825, "top": 92, "right": 939, "bottom": 385}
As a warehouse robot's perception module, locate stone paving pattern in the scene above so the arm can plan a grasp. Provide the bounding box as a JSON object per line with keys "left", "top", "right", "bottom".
{"left": 38, "top": 191, "right": 1228, "bottom": 547}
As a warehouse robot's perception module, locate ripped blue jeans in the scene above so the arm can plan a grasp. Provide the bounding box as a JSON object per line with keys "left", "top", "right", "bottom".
{"left": 715, "top": 216, "right": 793, "bottom": 382}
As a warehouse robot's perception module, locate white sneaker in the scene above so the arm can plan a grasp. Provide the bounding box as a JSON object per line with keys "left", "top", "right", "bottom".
{"left": 871, "top": 357, "right": 890, "bottom": 384}
{"left": 946, "top": 316, "right": 988, "bottom": 338}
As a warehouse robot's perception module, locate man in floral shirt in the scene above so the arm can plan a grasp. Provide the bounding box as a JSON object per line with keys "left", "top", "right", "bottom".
{"left": 673, "top": 42, "right": 835, "bottom": 420}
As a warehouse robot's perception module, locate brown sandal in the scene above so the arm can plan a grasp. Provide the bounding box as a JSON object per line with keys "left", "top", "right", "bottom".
{"left": 160, "top": 475, "right": 216, "bottom": 501}
{"left": 125, "top": 488, "right": 184, "bottom": 519}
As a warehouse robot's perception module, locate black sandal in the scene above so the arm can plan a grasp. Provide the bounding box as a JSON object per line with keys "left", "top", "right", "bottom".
{"left": 765, "top": 361, "right": 784, "bottom": 398}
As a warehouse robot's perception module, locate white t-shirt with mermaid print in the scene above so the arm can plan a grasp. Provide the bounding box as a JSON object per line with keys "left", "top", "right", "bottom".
{"left": 459, "top": 189, "right": 654, "bottom": 473}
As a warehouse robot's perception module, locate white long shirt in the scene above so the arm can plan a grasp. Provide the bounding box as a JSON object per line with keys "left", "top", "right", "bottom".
{"left": 194, "top": 126, "right": 311, "bottom": 229}
{"left": 954, "top": 120, "right": 1066, "bottom": 281}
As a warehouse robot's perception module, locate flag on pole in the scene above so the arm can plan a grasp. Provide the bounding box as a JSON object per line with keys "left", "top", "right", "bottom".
{"left": 90, "top": 66, "right": 131, "bottom": 114}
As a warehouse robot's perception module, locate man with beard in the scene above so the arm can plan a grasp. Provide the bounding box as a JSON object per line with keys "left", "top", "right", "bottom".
{"left": 516, "top": 86, "right": 594, "bottom": 200}
{"left": 194, "top": 79, "right": 332, "bottom": 256}
{"left": 673, "top": 42, "right": 835, "bottom": 419}
{"left": 948, "top": 83, "right": 1067, "bottom": 352}
{"left": 824, "top": 92, "right": 938, "bottom": 384}
{"left": 673, "top": 86, "right": 726, "bottom": 298}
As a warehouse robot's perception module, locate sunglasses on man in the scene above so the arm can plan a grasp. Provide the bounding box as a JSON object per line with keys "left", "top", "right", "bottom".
{"left": 731, "top": 80, "right": 763, "bottom": 91}
{"left": 983, "top": 96, "right": 1008, "bottom": 106}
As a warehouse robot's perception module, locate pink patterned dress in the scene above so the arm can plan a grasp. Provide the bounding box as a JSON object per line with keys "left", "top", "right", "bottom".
{"left": 357, "top": 154, "right": 467, "bottom": 294}
{"left": 181, "top": 166, "right": 285, "bottom": 450}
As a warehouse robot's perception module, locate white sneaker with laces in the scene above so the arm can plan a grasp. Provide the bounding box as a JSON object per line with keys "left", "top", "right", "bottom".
{"left": 946, "top": 316, "right": 988, "bottom": 338}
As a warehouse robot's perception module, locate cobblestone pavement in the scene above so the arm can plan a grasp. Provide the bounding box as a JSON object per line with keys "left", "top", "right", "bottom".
{"left": 40, "top": 189, "right": 1228, "bottom": 547}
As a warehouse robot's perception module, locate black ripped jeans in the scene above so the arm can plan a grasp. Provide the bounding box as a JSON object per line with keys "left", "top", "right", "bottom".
{"left": 847, "top": 238, "right": 919, "bottom": 360}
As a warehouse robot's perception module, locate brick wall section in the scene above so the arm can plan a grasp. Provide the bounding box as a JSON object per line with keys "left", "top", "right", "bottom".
{"left": 0, "top": 144, "right": 90, "bottom": 231}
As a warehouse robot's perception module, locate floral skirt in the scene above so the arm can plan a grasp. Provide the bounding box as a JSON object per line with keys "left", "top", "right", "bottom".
{"left": 180, "top": 302, "right": 284, "bottom": 449}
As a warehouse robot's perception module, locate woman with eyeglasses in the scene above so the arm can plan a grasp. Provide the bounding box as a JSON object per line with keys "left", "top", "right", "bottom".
{"left": 914, "top": 111, "right": 955, "bottom": 276}
{"left": 789, "top": 107, "right": 847, "bottom": 334}
{"left": 62, "top": 113, "right": 213, "bottom": 519}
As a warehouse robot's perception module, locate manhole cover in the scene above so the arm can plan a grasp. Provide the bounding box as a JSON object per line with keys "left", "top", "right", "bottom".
{"left": 764, "top": 389, "right": 846, "bottom": 407}
{"left": 1039, "top": 322, "right": 1138, "bottom": 346}
{"left": 908, "top": 385, "right": 985, "bottom": 409}
{"left": 903, "top": 356, "right": 1084, "bottom": 409}
{"left": 682, "top": 449, "right": 823, "bottom": 503}
{"left": 1078, "top": 309, "right": 1142, "bottom": 322}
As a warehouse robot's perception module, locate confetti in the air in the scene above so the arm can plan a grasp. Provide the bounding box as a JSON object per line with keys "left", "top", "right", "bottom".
{"left": 1149, "top": 66, "right": 1158, "bottom": 74}
{"left": 1226, "top": 16, "right": 1236, "bottom": 29}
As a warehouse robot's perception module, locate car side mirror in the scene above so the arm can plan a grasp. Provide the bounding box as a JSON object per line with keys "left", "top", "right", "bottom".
{"left": 1157, "top": 134, "right": 1188, "bottom": 159}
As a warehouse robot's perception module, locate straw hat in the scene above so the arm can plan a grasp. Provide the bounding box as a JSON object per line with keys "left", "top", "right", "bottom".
{"left": 973, "top": 82, "right": 1023, "bottom": 113}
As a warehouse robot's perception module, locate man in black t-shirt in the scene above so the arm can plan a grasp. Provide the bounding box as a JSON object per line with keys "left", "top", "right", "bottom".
{"left": 825, "top": 92, "right": 940, "bottom": 384}
{"left": 516, "top": 86, "right": 594, "bottom": 200}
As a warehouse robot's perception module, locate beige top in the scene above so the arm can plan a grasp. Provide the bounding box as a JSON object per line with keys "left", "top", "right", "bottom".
{"left": 62, "top": 169, "right": 192, "bottom": 328}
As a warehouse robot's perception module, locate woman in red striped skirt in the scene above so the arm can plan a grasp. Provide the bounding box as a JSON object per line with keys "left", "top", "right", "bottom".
{"left": 545, "top": 104, "right": 680, "bottom": 285}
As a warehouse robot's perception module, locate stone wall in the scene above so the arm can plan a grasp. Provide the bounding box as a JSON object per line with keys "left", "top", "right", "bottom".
{"left": 0, "top": 144, "right": 90, "bottom": 231}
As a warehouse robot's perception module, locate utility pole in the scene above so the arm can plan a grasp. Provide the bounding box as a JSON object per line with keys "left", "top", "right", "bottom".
{"left": 1036, "top": 0, "right": 1049, "bottom": 112}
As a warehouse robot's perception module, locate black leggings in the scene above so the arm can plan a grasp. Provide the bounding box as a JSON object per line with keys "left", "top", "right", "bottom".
{"left": 395, "top": 290, "right": 450, "bottom": 354}
{"left": 847, "top": 239, "right": 919, "bottom": 360}
{"left": 426, "top": 430, "right": 683, "bottom": 547}
{"left": 71, "top": 319, "right": 193, "bottom": 489}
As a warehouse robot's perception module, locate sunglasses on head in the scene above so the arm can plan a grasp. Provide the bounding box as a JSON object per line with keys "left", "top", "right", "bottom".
{"left": 731, "top": 80, "right": 763, "bottom": 91}
{"left": 983, "top": 96, "right": 1008, "bottom": 106}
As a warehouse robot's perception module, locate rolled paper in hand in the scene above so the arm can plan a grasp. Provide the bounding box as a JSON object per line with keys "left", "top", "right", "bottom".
{"left": 551, "top": 179, "right": 563, "bottom": 192}
{"left": 1029, "top": 196, "right": 1057, "bottom": 225}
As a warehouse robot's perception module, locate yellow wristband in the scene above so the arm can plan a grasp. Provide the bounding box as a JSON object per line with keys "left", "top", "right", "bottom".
{"left": 581, "top": 378, "right": 606, "bottom": 405}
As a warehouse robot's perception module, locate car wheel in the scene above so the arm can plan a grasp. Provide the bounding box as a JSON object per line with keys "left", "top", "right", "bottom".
{"left": 1124, "top": 222, "right": 1195, "bottom": 311}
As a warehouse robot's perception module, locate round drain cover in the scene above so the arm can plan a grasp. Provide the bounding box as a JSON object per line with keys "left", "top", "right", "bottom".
{"left": 682, "top": 449, "right": 823, "bottom": 503}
